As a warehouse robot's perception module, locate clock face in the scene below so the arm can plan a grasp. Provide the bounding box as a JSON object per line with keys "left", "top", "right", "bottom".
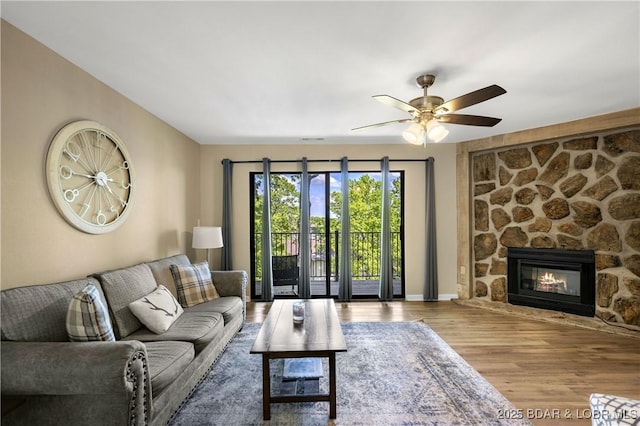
{"left": 46, "top": 120, "right": 135, "bottom": 234}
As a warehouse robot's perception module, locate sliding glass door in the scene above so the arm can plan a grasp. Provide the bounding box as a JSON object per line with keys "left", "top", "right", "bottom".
{"left": 250, "top": 170, "right": 404, "bottom": 299}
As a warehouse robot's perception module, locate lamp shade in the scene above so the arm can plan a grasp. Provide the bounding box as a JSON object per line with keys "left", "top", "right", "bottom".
{"left": 192, "top": 226, "right": 223, "bottom": 249}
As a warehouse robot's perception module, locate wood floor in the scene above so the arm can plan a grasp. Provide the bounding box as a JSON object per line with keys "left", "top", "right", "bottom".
{"left": 246, "top": 300, "right": 640, "bottom": 425}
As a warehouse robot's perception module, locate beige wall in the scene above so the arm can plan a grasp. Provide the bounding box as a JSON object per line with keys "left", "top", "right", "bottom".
{"left": 1, "top": 21, "right": 202, "bottom": 289}
{"left": 198, "top": 143, "right": 459, "bottom": 300}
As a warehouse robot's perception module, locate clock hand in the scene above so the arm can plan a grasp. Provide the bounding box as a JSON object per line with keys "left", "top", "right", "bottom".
{"left": 105, "top": 177, "right": 131, "bottom": 189}
{"left": 103, "top": 182, "right": 128, "bottom": 207}
{"left": 60, "top": 166, "right": 96, "bottom": 180}
{"left": 72, "top": 171, "right": 97, "bottom": 179}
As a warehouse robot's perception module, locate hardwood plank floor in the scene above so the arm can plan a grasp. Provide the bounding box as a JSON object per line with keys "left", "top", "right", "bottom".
{"left": 246, "top": 300, "right": 640, "bottom": 425}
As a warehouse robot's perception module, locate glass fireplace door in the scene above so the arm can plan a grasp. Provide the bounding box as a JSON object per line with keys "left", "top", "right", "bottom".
{"left": 520, "top": 262, "right": 581, "bottom": 298}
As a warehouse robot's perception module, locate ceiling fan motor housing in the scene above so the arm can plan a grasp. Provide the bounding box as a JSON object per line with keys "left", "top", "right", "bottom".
{"left": 409, "top": 95, "right": 444, "bottom": 112}
{"left": 411, "top": 75, "right": 444, "bottom": 118}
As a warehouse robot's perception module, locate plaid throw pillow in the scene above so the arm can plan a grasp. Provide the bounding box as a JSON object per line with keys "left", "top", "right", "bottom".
{"left": 589, "top": 393, "right": 640, "bottom": 426}
{"left": 66, "top": 283, "right": 115, "bottom": 342}
{"left": 170, "top": 261, "right": 220, "bottom": 307}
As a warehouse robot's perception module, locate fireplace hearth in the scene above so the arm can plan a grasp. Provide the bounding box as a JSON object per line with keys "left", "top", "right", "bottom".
{"left": 507, "top": 248, "right": 595, "bottom": 317}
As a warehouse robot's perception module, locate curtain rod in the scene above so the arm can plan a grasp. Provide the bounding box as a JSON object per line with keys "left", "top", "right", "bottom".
{"left": 222, "top": 158, "right": 432, "bottom": 164}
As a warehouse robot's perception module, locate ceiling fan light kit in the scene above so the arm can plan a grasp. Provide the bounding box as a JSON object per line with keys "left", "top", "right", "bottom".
{"left": 354, "top": 73, "right": 506, "bottom": 146}
{"left": 426, "top": 119, "right": 449, "bottom": 143}
{"left": 401, "top": 120, "right": 449, "bottom": 145}
{"left": 402, "top": 122, "right": 424, "bottom": 145}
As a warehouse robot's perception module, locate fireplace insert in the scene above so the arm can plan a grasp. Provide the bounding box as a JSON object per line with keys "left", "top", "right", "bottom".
{"left": 507, "top": 247, "right": 595, "bottom": 316}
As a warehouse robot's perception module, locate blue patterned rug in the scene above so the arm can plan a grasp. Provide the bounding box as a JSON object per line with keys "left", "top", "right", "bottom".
{"left": 170, "top": 321, "right": 531, "bottom": 425}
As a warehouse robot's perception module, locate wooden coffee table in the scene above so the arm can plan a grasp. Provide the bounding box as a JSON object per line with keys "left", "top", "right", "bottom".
{"left": 250, "top": 298, "right": 347, "bottom": 420}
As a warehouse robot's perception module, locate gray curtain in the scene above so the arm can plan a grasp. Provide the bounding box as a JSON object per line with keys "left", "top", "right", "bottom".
{"left": 298, "top": 158, "right": 312, "bottom": 299}
{"left": 261, "top": 158, "right": 274, "bottom": 301}
{"left": 424, "top": 157, "right": 439, "bottom": 301}
{"left": 221, "top": 159, "right": 233, "bottom": 270}
{"left": 378, "top": 156, "right": 394, "bottom": 301}
{"left": 338, "top": 157, "right": 352, "bottom": 301}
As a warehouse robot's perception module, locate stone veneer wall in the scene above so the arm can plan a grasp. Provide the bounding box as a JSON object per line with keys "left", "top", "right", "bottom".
{"left": 471, "top": 129, "right": 640, "bottom": 326}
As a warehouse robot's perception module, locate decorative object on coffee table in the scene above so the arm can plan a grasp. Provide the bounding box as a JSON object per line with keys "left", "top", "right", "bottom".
{"left": 281, "top": 357, "right": 323, "bottom": 396}
{"left": 283, "top": 358, "right": 322, "bottom": 380}
{"left": 292, "top": 301, "right": 305, "bottom": 323}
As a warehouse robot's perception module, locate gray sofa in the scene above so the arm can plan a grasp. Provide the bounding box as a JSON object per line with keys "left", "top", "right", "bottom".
{"left": 1, "top": 254, "right": 247, "bottom": 426}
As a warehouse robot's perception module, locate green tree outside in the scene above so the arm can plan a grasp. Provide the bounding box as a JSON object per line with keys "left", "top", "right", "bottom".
{"left": 330, "top": 173, "right": 401, "bottom": 279}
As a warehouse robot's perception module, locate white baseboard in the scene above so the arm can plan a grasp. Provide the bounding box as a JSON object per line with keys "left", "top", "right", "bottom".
{"left": 246, "top": 294, "right": 459, "bottom": 302}
{"left": 405, "top": 293, "right": 457, "bottom": 301}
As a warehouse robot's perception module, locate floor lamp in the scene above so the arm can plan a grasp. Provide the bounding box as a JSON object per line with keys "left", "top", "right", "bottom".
{"left": 192, "top": 226, "right": 224, "bottom": 265}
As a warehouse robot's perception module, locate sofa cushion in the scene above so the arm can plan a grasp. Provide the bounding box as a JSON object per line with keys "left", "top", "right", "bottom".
{"left": 94, "top": 263, "right": 158, "bottom": 339}
{"left": 182, "top": 296, "right": 243, "bottom": 325}
{"left": 144, "top": 341, "right": 195, "bottom": 395}
{"left": 170, "top": 261, "right": 220, "bottom": 307}
{"left": 1, "top": 278, "right": 104, "bottom": 342}
{"left": 124, "top": 311, "right": 224, "bottom": 353}
{"left": 129, "top": 285, "right": 184, "bottom": 334}
{"left": 145, "top": 254, "right": 192, "bottom": 298}
{"left": 66, "top": 283, "right": 116, "bottom": 341}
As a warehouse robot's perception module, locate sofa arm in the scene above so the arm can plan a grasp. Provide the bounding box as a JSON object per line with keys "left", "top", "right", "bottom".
{"left": 211, "top": 270, "right": 247, "bottom": 298}
{"left": 211, "top": 270, "right": 248, "bottom": 319}
{"left": 1, "top": 341, "right": 151, "bottom": 424}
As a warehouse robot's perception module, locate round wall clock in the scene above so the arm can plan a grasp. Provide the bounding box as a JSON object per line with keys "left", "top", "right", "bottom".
{"left": 46, "top": 120, "right": 135, "bottom": 234}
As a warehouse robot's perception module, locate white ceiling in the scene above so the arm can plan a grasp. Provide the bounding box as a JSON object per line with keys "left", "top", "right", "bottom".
{"left": 2, "top": 1, "right": 639, "bottom": 145}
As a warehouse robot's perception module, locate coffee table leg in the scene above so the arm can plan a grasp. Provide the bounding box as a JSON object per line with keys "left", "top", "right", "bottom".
{"left": 329, "top": 353, "right": 337, "bottom": 419}
{"left": 262, "top": 355, "right": 271, "bottom": 420}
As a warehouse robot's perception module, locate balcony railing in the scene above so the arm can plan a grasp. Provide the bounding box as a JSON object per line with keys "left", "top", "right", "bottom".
{"left": 254, "top": 231, "right": 402, "bottom": 281}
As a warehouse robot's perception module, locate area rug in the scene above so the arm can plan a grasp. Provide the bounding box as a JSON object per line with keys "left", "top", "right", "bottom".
{"left": 169, "top": 321, "right": 531, "bottom": 425}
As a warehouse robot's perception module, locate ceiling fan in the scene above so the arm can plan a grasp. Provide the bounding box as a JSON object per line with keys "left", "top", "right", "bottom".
{"left": 353, "top": 74, "right": 506, "bottom": 145}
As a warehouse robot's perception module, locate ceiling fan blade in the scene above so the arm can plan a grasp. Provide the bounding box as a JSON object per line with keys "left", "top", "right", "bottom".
{"left": 438, "top": 114, "right": 502, "bottom": 127}
{"left": 436, "top": 85, "right": 506, "bottom": 113}
{"left": 372, "top": 95, "right": 418, "bottom": 114}
{"left": 352, "top": 118, "right": 414, "bottom": 131}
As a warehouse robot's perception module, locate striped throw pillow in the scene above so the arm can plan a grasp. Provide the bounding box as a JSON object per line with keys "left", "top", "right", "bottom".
{"left": 170, "top": 261, "right": 220, "bottom": 307}
{"left": 66, "top": 283, "right": 115, "bottom": 342}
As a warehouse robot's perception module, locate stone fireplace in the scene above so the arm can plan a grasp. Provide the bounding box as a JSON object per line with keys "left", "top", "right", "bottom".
{"left": 507, "top": 247, "right": 595, "bottom": 316}
{"left": 455, "top": 110, "right": 640, "bottom": 329}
